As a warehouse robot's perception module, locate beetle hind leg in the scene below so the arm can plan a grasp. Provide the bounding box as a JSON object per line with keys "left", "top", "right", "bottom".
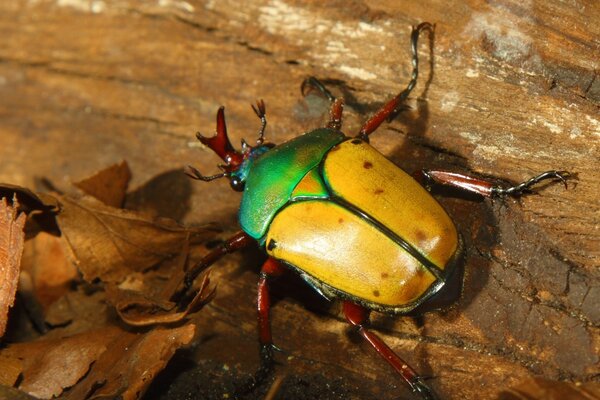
{"left": 343, "top": 301, "right": 439, "bottom": 400}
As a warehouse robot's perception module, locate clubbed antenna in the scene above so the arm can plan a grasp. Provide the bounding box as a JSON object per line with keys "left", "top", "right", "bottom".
{"left": 251, "top": 99, "right": 267, "bottom": 145}
{"left": 196, "top": 107, "right": 243, "bottom": 171}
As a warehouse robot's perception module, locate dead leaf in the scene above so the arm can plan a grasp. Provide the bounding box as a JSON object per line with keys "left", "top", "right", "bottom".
{"left": 44, "top": 288, "right": 110, "bottom": 337}
{"left": 74, "top": 161, "right": 132, "bottom": 208}
{"left": 0, "top": 196, "right": 26, "bottom": 338}
{"left": 0, "top": 353, "right": 22, "bottom": 386}
{"left": 21, "top": 231, "right": 78, "bottom": 310}
{"left": 0, "top": 385, "right": 39, "bottom": 400}
{"left": 498, "top": 377, "right": 600, "bottom": 400}
{"left": 54, "top": 193, "right": 210, "bottom": 283}
{"left": 63, "top": 323, "right": 196, "bottom": 400}
{"left": 15, "top": 327, "right": 122, "bottom": 399}
{"left": 105, "top": 239, "right": 215, "bottom": 326}
{"left": 0, "top": 184, "right": 59, "bottom": 238}
{"left": 107, "top": 272, "right": 214, "bottom": 326}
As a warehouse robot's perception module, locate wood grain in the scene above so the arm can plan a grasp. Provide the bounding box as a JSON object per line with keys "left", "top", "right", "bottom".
{"left": 0, "top": 1, "right": 598, "bottom": 399}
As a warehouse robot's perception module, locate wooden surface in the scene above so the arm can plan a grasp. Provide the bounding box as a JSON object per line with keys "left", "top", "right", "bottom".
{"left": 0, "top": 1, "right": 598, "bottom": 399}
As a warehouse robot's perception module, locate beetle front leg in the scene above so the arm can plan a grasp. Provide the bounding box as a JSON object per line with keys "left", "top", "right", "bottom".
{"left": 414, "top": 169, "right": 570, "bottom": 198}
{"left": 343, "top": 301, "right": 438, "bottom": 400}
{"left": 357, "top": 22, "right": 433, "bottom": 141}
{"left": 183, "top": 231, "right": 253, "bottom": 289}
{"left": 301, "top": 76, "right": 345, "bottom": 130}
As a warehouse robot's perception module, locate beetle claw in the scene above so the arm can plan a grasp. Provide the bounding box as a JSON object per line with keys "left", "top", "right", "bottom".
{"left": 411, "top": 377, "right": 439, "bottom": 400}
{"left": 492, "top": 170, "right": 573, "bottom": 197}
{"left": 235, "top": 344, "right": 277, "bottom": 395}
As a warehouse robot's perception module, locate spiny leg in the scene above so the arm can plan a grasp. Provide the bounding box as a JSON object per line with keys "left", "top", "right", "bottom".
{"left": 414, "top": 169, "right": 571, "bottom": 198}
{"left": 240, "top": 257, "right": 287, "bottom": 392}
{"left": 343, "top": 301, "right": 438, "bottom": 400}
{"left": 301, "top": 76, "right": 345, "bottom": 130}
{"left": 357, "top": 22, "right": 433, "bottom": 142}
{"left": 327, "top": 98, "right": 344, "bottom": 130}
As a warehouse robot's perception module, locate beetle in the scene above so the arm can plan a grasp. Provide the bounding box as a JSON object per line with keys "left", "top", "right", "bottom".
{"left": 181, "top": 22, "right": 569, "bottom": 400}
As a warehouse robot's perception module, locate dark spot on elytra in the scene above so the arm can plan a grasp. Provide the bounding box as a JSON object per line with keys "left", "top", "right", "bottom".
{"left": 374, "top": 188, "right": 384, "bottom": 194}
{"left": 338, "top": 218, "right": 344, "bottom": 224}
{"left": 415, "top": 229, "right": 427, "bottom": 242}
{"left": 267, "top": 239, "right": 277, "bottom": 251}
{"left": 373, "top": 290, "right": 380, "bottom": 297}
{"left": 381, "top": 272, "right": 389, "bottom": 279}
{"left": 351, "top": 139, "right": 362, "bottom": 145}
{"left": 363, "top": 161, "right": 373, "bottom": 169}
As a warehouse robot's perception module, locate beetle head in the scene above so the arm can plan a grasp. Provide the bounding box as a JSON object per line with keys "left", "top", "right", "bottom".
{"left": 186, "top": 106, "right": 273, "bottom": 192}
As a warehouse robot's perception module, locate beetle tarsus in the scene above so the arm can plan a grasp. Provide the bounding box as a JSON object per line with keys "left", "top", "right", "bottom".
{"left": 491, "top": 170, "right": 571, "bottom": 197}
{"left": 356, "top": 22, "right": 434, "bottom": 139}
{"left": 301, "top": 76, "right": 336, "bottom": 102}
{"left": 235, "top": 344, "right": 277, "bottom": 395}
{"left": 393, "top": 22, "right": 435, "bottom": 115}
{"left": 411, "top": 377, "right": 439, "bottom": 400}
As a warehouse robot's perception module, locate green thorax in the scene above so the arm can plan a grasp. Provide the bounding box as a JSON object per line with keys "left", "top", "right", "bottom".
{"left": 239, "top": 128, "right": 345, "bottom": 241}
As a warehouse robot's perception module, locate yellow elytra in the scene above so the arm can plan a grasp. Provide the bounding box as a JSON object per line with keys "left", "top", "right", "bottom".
{"left": 265, "top": 137, "right": 460, "bottom": 312}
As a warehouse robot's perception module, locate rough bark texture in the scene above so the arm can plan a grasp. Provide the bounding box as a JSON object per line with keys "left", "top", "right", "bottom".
{"left": 0, "top": 1, "right": 598, "bottom": 399}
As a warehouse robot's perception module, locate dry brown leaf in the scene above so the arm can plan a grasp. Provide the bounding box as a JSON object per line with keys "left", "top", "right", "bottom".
{"left": 74, "top": 161, "right": 132, "bottom": 208}
{"left": 498, "top": 377, "right": 600, "bottom": 400}
{"left": 44, "top": 289, "right": 110, "bottom": 337}
{"left": 2, "top": 322, "right": 195, "bottom": 399}
{"left": 63, "top": 323, "right": 196, "bottom": 400}
{"left": 0, "top": 184, "right": 59, "bottom": 239}
{"left": 0, "top": 196, "right": 26, "bottom": 338}
{"left": 0, "top": 385, "right": 39, "bottom": 400}
{"left": 107, "top": 272, "right": 214, "bottom": 326}
{"left": 105, "top": 238, "right": 215, "bottom": 326}
{"left": 20, "top": 231, "right": 77, "bottom": 310}
{"left": 15, "top": 327, "right": 122, "bottom": 399}
{"left": 54, "top": 193, "right": 209, "bottom": 283}
{"left": 0, "top": 353, "right": 22, "bottom": 386}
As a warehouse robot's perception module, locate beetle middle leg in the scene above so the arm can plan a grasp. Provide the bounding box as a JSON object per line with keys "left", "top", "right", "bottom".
{"left": 414, "top": 169, "right": 571, "bottom": 198}
{"left": 343, "top": 301, "right": 438, "bottom": 400}
{"left": 182, "top": 231, "right": 253, "bottom": 290}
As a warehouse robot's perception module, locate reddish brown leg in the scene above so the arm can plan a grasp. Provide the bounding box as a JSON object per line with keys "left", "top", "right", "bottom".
{"left": 251, "top": 257, "right": 287, "bottom": 386}
{"left": 343, "top": 301, "right": 438, "bottom": 400}
{"left": 327, "top": 98, "right": 344, "bottom": 130}
{"left": 300, "top": 76, "right": 345, "bottom": 130}
{"left": 415, "top": 169, "right": 570, "bottom": 198}
{"left": 183, "top": 231, "right": 253, "bottom": 288}
{"left": 357, "top": 22, "right": 433, "bottom": 141}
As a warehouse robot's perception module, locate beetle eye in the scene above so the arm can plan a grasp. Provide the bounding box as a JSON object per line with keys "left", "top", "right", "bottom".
{"left": 230, "top": 176, "right": 245, "bottom": 192}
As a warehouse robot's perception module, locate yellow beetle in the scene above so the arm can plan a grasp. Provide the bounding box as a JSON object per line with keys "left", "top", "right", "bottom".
{"left": 183, "top": 22, "right": 569, "bottom": 400}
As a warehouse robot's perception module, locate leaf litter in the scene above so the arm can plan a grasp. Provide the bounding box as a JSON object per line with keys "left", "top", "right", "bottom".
{"left": 0, "top": 162, "right": 218, "bottom": 399}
